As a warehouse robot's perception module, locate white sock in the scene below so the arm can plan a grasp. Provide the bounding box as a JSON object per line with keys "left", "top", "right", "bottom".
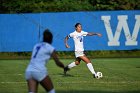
{"left": 68, "top": 62, "right": 77, "bottom": 69}
{"left": 87, "top": 63, "right": 96, "bottom": 75}
{"left": 48, "top": 89, "right": 55, "bottom": 93}
{"left": 29, "top": 92, "right": 35, "bottom": 93}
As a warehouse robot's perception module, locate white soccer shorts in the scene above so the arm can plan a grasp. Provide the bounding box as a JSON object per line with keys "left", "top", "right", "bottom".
{"left": 25, "top": 71, "right": 48, "bottom": 82}
{"left": 75, "top": 51, "right": 85, "bottom": 58}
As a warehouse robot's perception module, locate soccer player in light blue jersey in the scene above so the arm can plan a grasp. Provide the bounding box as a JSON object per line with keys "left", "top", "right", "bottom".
{"left": 64, "top": 23, "right": 102, "bottom": 78}
{"left": 25, "top": 29, "right": 64, "bottom": 93}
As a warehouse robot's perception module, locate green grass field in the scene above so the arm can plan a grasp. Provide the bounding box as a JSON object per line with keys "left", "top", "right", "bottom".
{"left": 0, "top": 58, "right": 140, "bottom": 93}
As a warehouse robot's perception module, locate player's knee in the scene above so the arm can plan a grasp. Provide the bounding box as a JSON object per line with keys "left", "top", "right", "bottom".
{"left": 75, "top": 61, "right": 80, "bottom": 65}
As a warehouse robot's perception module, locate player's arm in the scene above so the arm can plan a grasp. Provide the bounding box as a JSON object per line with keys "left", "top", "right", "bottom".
{"left": 64, "top": 35, "right": 70, "bottom": 48}
{"left": 51, "top": 50, "right": 65, "bottom": 68}
{"left": 87, "top": 32, "right": 102, "bottom": 37}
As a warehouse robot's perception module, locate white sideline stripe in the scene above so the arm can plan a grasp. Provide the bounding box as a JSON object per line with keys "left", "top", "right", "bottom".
{"left": 1, "top": 82, "right": 26, "bottom": 84}
{"left": 0, "top": 74, "right": 23, "bottom": 75}
{"left": 57, "top": 81, "right": 139, "bottom": 84}
{"left": 95, "top": 60, "right": 129, "bottom": 62}
{"left": 1, "top": 81, "right": 139, "bottom": 84}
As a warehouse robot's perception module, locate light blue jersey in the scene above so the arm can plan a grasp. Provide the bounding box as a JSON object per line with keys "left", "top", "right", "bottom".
{"left": 26, "top": 42, "right": 54, "bottom": 72}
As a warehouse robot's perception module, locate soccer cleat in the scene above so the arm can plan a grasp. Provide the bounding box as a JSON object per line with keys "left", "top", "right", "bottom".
{"left": 64, "top": 66, "right": 70, "bottom": 75}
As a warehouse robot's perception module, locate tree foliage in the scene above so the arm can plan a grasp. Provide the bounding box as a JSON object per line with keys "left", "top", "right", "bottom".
{"left": 0, "top": 0, "right": 140, "bottom": 13}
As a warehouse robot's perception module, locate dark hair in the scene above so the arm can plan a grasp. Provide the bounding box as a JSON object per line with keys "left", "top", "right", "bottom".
{"left": 43, "top": 29, "right": 53, "bottom": 44}
{"left": 75, "top": 23, "right": 81, "bottom": 28}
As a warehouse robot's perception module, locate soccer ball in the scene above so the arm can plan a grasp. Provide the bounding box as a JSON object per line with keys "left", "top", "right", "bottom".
{"left": 96, "top": 72, "right": 103, "bottom": 79}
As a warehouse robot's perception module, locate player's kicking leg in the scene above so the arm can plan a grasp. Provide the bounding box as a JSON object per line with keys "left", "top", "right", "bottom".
{"left": 64, "top": 57, "right": 81, "bottom": 75}
{"left": 79, "top": 55, "right": 97, "bottom": 78}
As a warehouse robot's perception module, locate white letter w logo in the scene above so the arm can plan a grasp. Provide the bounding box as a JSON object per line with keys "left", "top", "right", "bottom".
{"left": 101, "top": 15, "right": 140, "bottom": 46}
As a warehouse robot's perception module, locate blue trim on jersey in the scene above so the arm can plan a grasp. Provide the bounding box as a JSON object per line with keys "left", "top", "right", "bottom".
{"left": 68, "top": 35, "right": 71, "bottom": 38}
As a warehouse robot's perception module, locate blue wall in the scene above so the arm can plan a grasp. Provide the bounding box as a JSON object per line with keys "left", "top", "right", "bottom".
{"left": 0, "top": 10, "right": 140, "bottom": 52}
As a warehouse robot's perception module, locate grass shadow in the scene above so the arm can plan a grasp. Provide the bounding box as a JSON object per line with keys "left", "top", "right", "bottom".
{"left": 58, "top": 73, "right": 75, "bottom": 77}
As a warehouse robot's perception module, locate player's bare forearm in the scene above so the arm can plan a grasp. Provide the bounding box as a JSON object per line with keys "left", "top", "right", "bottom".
{"left": 64, "top": 36, "right": 70, "bottom": 48}
{"left": 51, "top": 50, "right": 64, "bottom": 68}
{"left": 87, "top": 32, "right": 102, "bottom": 37}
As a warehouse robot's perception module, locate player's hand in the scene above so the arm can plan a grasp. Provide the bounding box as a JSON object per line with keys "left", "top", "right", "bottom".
{"left": 97, "top": 33, "right": 102, "bottom": 37}
{"left": 65, "top": 44, "right": 70, "bottom": 48}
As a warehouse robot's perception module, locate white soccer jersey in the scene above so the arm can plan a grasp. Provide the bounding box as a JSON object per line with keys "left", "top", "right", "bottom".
{"left": 68, "top": 31, "right": 88, "bottom": 51}
{"left": 26, "top": 42, "right": 54, "bottom": 72}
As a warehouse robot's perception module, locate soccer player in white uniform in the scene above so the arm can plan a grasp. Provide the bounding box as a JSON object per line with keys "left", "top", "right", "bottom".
{"left": 25, "top": 29, "right": 65, "bottom": 93}
{"left": 64, "top": 23, "right": 102, "bottom": 78}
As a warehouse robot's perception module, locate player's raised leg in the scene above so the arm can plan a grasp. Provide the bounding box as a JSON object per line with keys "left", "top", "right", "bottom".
{"left": 64, "top": 58, "right": 81, "bottom": 75}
